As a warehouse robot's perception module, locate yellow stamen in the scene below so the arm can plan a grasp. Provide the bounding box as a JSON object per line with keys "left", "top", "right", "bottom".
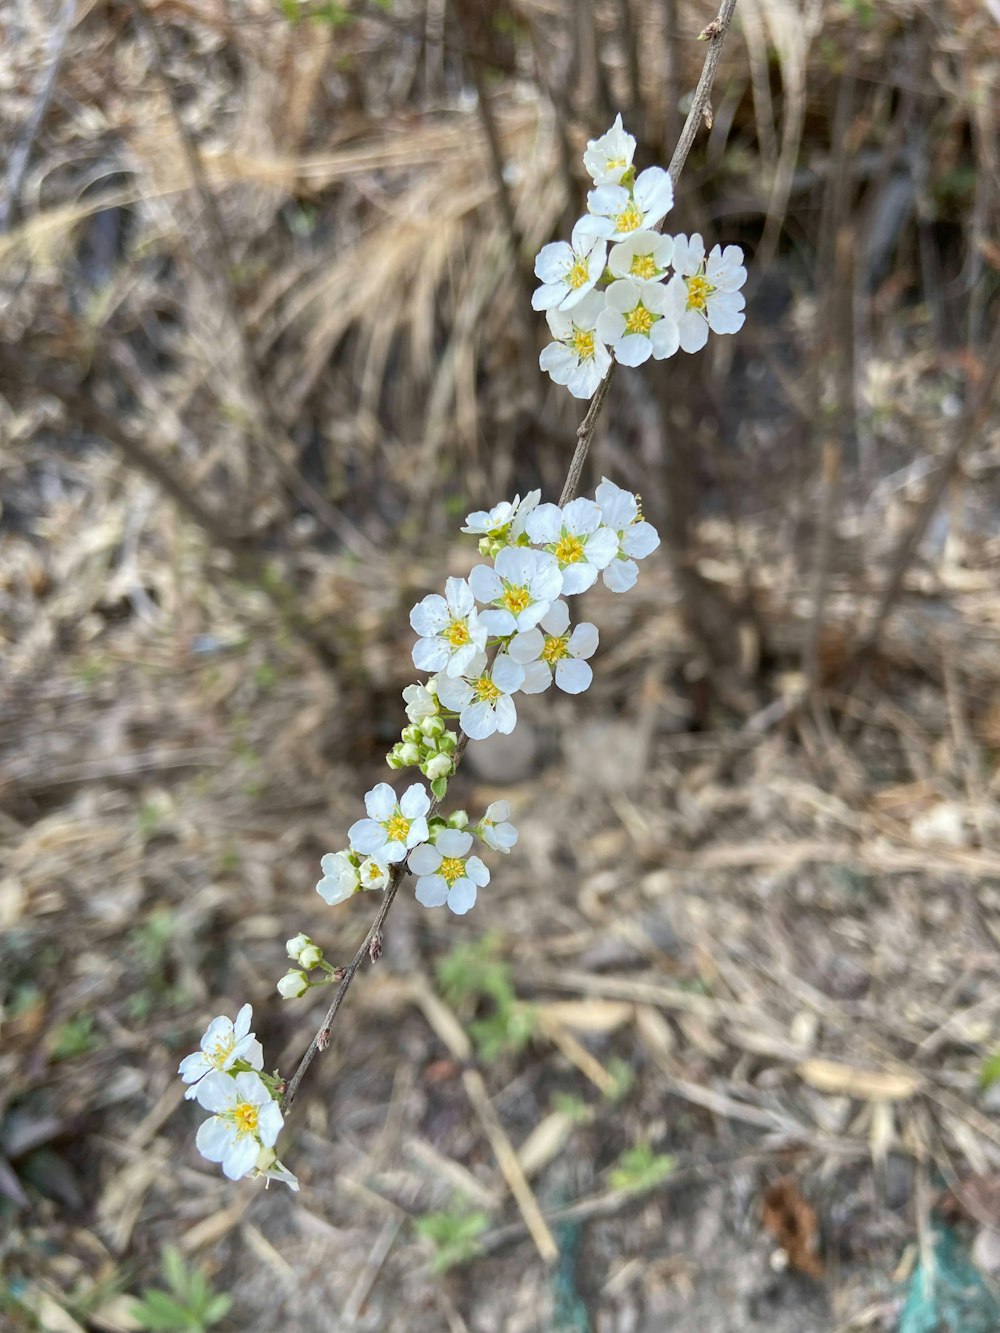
{"left": 233, "top": 1102, "right": 259, "bottom": 1135}
{"left": 439, "top": 856, "right": 465, "bottom": 886}
{"left": 474, "top": 676, "right": 500, "bottom": 704}
{"left": 554, "top": 534, "right": 585, "bottom": 565}
{"left": 502, "top": 585, "right": 531, "bottom": 615}
{"left": 572, "top": 328, "right": 595, "bottom": 360}
{"left": 446, "top": 619, "right": 470, "bottom": 647}
{"left": 624, "top": 304, "right": 655, "bottom": 335}
{"left": 385, "top": 813, "right": 410, "bottom": 842}
{"left": 606, "top": 156, "right": 627, "bottom": 171}
{"left": 541, "top": 635, "right": 569, "bottom": 666}
{"left": 629, "top": 253, "right": 658, "bottom": 280}
{"left": 614, "top": 202, "right": 643, "bottom": 233}
{"left": 567, "top": 258, "right": 590, "bottom": 289}
{"left": 685, "top": 274, "right": 714, "bottom": 311}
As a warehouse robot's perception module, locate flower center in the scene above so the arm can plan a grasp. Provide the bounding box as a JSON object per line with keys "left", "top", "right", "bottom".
{"left": 446, "top": 619, "right": 470, "bottom": 647}
{"left": 629, "top": 253, "right": 658, "bottom": 280}
{"left": 567, "top": 258, "right": 590, "bottom": 289}
{"left": 473, "top": 675, "right": 501, "bottom": 704}
{"left": 362, "top": 861, "right": 383, "bottom": 887}
{"left": 572, "top": 327, "right": 595, "bottom": 360}
{"left": 624, "top": 304, "right": 655, "bottom": 335}
{"left": 606, "top": 156, "right": 627, "bottom": 171}
{"left": 614, "top": 202, "right": 643, "bottom": 233}
{"left": 385, "top": 813, "right": 410, "bottom": 842}
{"left": 541, "top": 635, "right": 569, "bottom": 665}
{"left": 439, "top": 856, "right": 465, "bottom": 886}
{"left": 685, "top": 274, "right": 714, "bottom": 310}
{"left": 502, "top": 584, "right": 531, "bottom": 615}
{"left": 233, "top": 1102, "right": 259, "bottom": 1136}
{"left": 209, "top": 1037, "right": 234, "bottom": 1069}
{"left": 554, "top": 533, "right": 585, "bottom": 565}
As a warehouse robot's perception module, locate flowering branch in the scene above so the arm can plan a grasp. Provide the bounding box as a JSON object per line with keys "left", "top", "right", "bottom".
{"left": 178, "top": 1, "right": 744, "bottom": 1197}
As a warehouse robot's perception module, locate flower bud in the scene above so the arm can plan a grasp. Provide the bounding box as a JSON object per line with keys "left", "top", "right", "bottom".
{"left": 277, "top": 970, "right": 309, "bottom": 999}
{"left": 399, "top": 741, "right": 422, "bottom": 766}
{"left": 437, "top": 730, "right": 458, "bottom": 753}
{"left": 401, "top": 724, "right": 422, "bottom": 744}
{"left": 286, "top": 933, "right": 311, "bottom": 961}
{"left": 424, "top": 752, "right": 454, "bottom": 781}
{"left": 386, "top": 749, "right": 404, "bottom": 769}
{"left": 299, "top": 942, "right": 323, "bottom": 969}
{"left": 420, "top": 715, "right": 446, "bottom": 739}
{"left": 448, "top": 809, "right": 469, "bottom": 830}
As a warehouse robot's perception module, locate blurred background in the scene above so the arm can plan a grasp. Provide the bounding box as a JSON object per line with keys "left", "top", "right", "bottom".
{"left": 3, "top": 0, "right": 1000, "bottom": 1329}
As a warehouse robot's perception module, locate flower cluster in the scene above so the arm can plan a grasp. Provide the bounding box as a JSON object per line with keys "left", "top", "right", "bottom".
{"left": 178, "top": 1005, "right": 298, "bottom": 1189}
{"left": 535, "top": 115, "right": 747, "bottom": 397}
{"left": 182, "top": 108, "right": 748, "bottom": 1195}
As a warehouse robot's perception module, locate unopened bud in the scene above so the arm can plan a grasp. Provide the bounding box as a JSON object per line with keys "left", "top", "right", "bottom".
{"left": 286, "top": 933, "right": 311, "bottom": 961}
{"left": 448, "top": 809, "right": 469, "bottom": 829}
{"left": 421, "top": 715, "right": 446, "bottom": 738}
{"left": 399, "top": 741, "right": 422, "bottom": 766}
{"left": 424, "top": 752, "right": 454, "bottom": 781}
{"left": 277, "top": 969, "right": 309, "bottom": 999}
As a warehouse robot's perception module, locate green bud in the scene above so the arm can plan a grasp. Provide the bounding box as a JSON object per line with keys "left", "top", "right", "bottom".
{"left": 421, "top": 715, "right": 446, "bottom": 739}
{"left": 401, "top": 724, "right": 422, "bottom": 744}
{"left": 399, "top": 741, "right": 422, "bottom": 766}
{"left": 437, "top": 730, "right": 458, "bottom": 753}
{"left": 448, "top": 809, "right": 469, "bottom": 830}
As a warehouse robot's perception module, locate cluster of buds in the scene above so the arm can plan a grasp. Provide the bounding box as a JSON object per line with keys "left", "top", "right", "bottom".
{"left": 386, "top": 685, "right": 460, "bottom": 797}
{"left": 276, "top": 934, "right": 343, "bottom": 998}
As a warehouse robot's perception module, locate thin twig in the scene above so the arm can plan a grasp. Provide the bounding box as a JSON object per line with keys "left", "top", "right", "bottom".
{"left": 281, "top": 0, "right": 742, "bottom": 1115}
{"left": 0, "top": 0, "right": 76, "bottom": 233}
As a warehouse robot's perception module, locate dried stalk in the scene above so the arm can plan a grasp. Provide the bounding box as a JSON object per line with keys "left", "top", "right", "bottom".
{"left": 129, "top": 0, "right": 373, "bottom": 562}
{"left": 281, "top": 0, "right": 742, "bottom": 1114}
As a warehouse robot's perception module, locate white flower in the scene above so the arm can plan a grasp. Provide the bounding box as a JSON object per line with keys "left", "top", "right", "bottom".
{"left": 477, "top": 800, "right": 519, "bottom": 854}
{"left": 462, "top": 491, "right": 541, "bottom": 542}
{"left": 595, "top": 477, "right": 661, "bottom": 592}
{"left": 253, "top": 1145, "right": 300, "bottom": 1192}
{"left": 277, "top": 969, "right": 309, "bottom": 998}
{"left": 403, "top": 680, "right": 439, "bottom": 724}
{"left": 595, "top": 279, "right": 679, "bottom": 366}
{"left": 408, "top": 829, "right": 490, "bottom": 915}
{"left": 178, "top": 1004, "right": 263, "bottom": 1100}
{"left": 509, "top": 600, "right": 598, "bottom": 695}
{"left": 410, "top": 578, "right": 487, "bottom": 678}
{"left": 316, "top": 850, "right": 360, "bottom": 905}
{"left": 665, "top": 234, "right": 746, "bottom": 353}
{"left": 436, "top": 651, "right": 525, "bottom": 740}
{"left": 608, "top": 230, "right": 674, "bottom": 285}
{"left": 349, "top": 782, "right": 431, "bottom": 864}
{"left": 578, "top": 166, "right": 674, "bottom": 241}
{"left": 359, "top": 855, "right": 391, "bottom": 892}
{"left": 539, "top": 288, "right": 612, "bottom": 400}
{"left": 583, "top": 113, "right": 636, "bottom": 186}
{"left": 532, "top": 219, "right": 608, "bottom": 312}
{"left": 286, "top": 934, "right": 322, "bottom": 968}
{"left": 524, "top": 498, "right": 618, "bottom": 594}
{"left": 194, "top": 1070, "right": 283, "bottom": 1182}
{"left": 469, "top": 546, "right": 563, "bottom": 635}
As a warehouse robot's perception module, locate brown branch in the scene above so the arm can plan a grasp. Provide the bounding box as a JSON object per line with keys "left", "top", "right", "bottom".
{"left": 281, "top": 0, "right": 742, "bottom": 1113}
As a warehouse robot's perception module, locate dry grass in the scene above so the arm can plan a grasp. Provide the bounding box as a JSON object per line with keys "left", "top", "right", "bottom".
{"left": 3, "top": 0, "right": 1000, "bottom": 1329}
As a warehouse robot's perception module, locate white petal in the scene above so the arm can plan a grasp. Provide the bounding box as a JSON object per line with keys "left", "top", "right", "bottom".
{"left": 415, "top": 874, "right": 450, "bottom": 907}
{"left": 525, "top": 503, "right": 563, "bottom": 545}
{"left": 540, "top": 599, "right": 570, "bottom": 636}
{"left": 603, "top": 557, "right": 639, "bottom": 592}
{"left": 462, "top": 700, "right": 497, "bottom": 740}
{"left": 633, "top": 166, "right": 673, "bottom": 224}
{"left": 560, "top": 563, "right": 598, "bottom": 595}
{"left": 508, "top": 628, "right": 544, "bottom": 664}
{"left": 678, "top": 310, "right": 709, "bottom": 353}
{"left": 469, "top": 564, "right": 502, "bottom": 604}
{"left": 410, "top": 594, "right": 448, "bottom": 637}
{"left": 445, "top": 577, "right": 475, "bottom": 617}
{"left": 532, "top": 282, "right": 567, "bottom": 312}
{"left": 412, "top": 638, "right": 450, "bottom": 672}
{"left": 561, "top": 497, "right": 601, "bottom": 536}
{"left": 437, "top": 828, "right": 473, "bottom": 857}
{"left": 193, "top": 1071, "right": 236, "bottom": 1113}
{"left": 650, "top": 318, "right": 680, "bottom": 360}
{"left": 447, "top": 879, "right": 478, "bottom": 915}
{"left": 465, "top": 856, "right": 491, "bottom": 887}
{"left": 614, "top": 333, "right": 653, "bottom": 367}
{"left": 554, "top": 658, "right": 593, "bottom": 694}
{"left": 365, "top": 784, "right": 396, "bottom": 821}
{"left": 622, "top": 521, "right": 660, "bottom": 559}
{"left": 479, "top": 608, "right": 517, "bottom": 636}
{"left": 222, "top": 1134, "right": 259, "bottom": 1181}
{"left": 493, "top": 695, "right": 518, "bottom": 734}
{"left": 534, "top": 239, "right": 573, "bottom": 283}
{"left": 567, "top": 358, "right": 607, "bottom": 399}
{"left": 491, "top": 654, "right": 526, "bottom": 693}
{"left": 595, "top": 478, "right": 636, "bottom": 530}
{"left": 568, "top": 622, "right": 599, "bottom": 659}
{"left": 233, "top": 1005, "right": 252, "bottom": 1040}
{"left": 583, "top": 526, "right": 619, "bottom": 568}
{"left": 408, "top": 842, "right": 442, "bottom": 875}
{"left": 400, "top": 783, "right": 430, "bottom": 819}
{"left": 257, "top": 1101, "right": 284, "bottom": 1148}
{"left": 520, "top": 660, "right": 553, "bottom": 694}
{"left": 196, "top": 1116, "right": 233, "bottom": 1163}
{"left": 348, "top": 818, "right": 386, "bottom": 855}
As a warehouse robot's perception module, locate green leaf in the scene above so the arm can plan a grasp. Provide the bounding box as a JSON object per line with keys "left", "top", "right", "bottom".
{"left": 132, "top": 1289, "right": 191, "bottom": 1331}
{"left": 608, "top": 1143, "right": 677, "bottom": 1194}
{"left": 203, "top": 1293, "right": 233, "bottom": 1326}
{"left": 430, "top": 775, "right": 448, "bottom": 801}
{"left": 980, "top": 1053, "right": 1000, "bottom": 1091}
